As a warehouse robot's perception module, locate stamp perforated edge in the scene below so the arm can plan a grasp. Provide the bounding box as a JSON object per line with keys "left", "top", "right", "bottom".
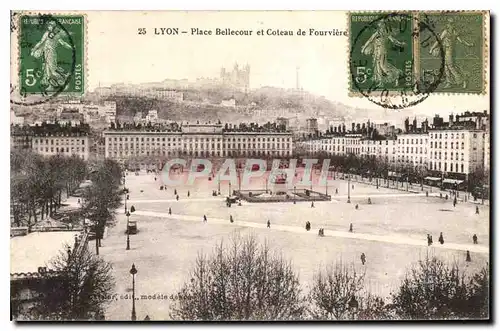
{"left": 11, "top": 10, "right": 88, "bottom": 101}
{"left": 347, "top": 10, "right": 416, "bottom": 98}
{"left": 347, "top": 10, "right": 490, "bottom": 98}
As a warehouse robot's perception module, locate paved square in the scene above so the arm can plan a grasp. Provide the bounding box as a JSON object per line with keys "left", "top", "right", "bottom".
{"left": 99, "top": 171, "right": 489, "bottom": 320}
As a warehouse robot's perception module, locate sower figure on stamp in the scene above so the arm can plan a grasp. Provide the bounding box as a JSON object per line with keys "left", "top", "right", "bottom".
{"left": 30, "top": 21, "right": 72, "bottom": 91}
{"left": 430, "top": 18, "right": 474, "bottom": 89}
{"left": 361, "top": 20, "right": 406, "bottom": 88}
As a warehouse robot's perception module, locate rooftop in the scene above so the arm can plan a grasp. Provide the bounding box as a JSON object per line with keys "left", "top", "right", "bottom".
{"left": 10, "top": 231, "right": 80, "bottom": 275}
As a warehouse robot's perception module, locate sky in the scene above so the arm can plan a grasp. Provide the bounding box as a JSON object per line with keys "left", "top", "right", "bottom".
{"left": 11, "top": 11, "right": 490, "bottom": 116}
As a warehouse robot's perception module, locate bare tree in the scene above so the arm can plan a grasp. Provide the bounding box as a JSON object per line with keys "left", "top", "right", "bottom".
{"left": 170, "top": 233, "right": 305, "bottom": 320}
{"left": 391, "top": 255, "right": 489, "bottom": 320}
{"left": 13, "top": 243, "right": 114, "bottom": 320}
{"left": 307, "top": 261, "right": 365, "bottom": 320}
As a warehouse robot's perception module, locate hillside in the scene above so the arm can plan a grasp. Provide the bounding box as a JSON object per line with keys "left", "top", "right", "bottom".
{"left": 110, "top": 87, "right": 350, "bottom": 123}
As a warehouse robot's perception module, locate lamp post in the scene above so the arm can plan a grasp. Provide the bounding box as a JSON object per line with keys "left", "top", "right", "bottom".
{"left": 126, "top": 211, "right": 131, "bottom": 250}
{"left": 347, "top": 174, "right": 351, "bottom": 203}
{"left": 124, "top": 179, "right": 128, "bottom": 214}
{"left": 265, "top": 174, "right": 268, "bottom": 193}
{"left": 130, "top": 264, "right": 137, "bottom": 321}
{"left": 217, "top": 171, "right": 221, "bottom": 195}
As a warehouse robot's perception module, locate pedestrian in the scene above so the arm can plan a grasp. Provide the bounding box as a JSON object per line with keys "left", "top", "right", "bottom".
{"left": 355, "top": 204, "right": 359, "bottom": 210}
{"left": 349, "top": 223, "right": 353, "bottom": 233}
{"left": 368, "top": 197, "right": 372, "bottom": 204}
{"left": 168, "top": 207, "right": 172, "bottom": 215}
{"left": 352, "top": 184, "right": 354, "bottom": 190}
{"left": 203, "top": 215, "right": 207, "bottom": 223}
{"left": 427, "top": 234, "right": 432, "bottom": 246}
{"left": 473, "top": 234, "right": 478, "bottom": 244}
{"left": 361, "top": 253, "right": 366, "bottom": 265}
{"left": 174, "top": 189, "right": 177, "bottom": 195}
{"left": 430, "top": 235, "right": 433, "bottom": 245}
{"left": 476, "top": 206, "right": 479, "bottom": 215}
{"left": 176, "top": 195, "right": 179, "bottom": 201}
{"left": 438, "top": 232, "right": 444, "bottom": 245}
{"left": 154, "top": 177, "right": 157, "bottom": 181}
{"left": 440, "top": 193, "right": 442, "bottom": 199}
{"left": 426, "top": 191, "right": 429, "bottom": 197}
{"left": 445, "top": 194, "right": 448, "bottom": 200}
{"left": 230, "top": 215, "right": 234, "bottom": 223}
{"left": 466, "top": 250, "right": 472, "bottom": 262}
{"left": 453, "top": 198, "right": 456, "bottom": 207}
{"left": 311, "top": 201, "right": 315, "bottom": 208}
{"left": 335, "top": 188, "right": 338, "bottom": 194}
{"left": 267, "top": 220, "right": 271, "bottom": 228}
{"left": 188, "top": 190, "right": 190, "bottom": 197}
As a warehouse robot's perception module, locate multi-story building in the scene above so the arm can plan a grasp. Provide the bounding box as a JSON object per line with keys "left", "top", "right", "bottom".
{"left": 361, "top": 137, "right": 397, "bottom": 163}
{"left": 103, "top": 123, "right": 293, "bottom": 160}
{"left": 31, "top": 123, "right": 90, "bottom": 160}
{"left": 296, "top": 111, "right": 490, "bottom": 180}
{"left": 345, "top": 134, "right": 362, "bottom": 155}
{"left": 10, "top": 125, "right": 33, "bottom": 150}
{"left": 484, "top": 131, "right": 490, "bottom": 171}
{"left": 428, "top": 128, "right": 485, "bottom": 177}
{"left": 396, "top": 133, "right": 429, "bottom": 171}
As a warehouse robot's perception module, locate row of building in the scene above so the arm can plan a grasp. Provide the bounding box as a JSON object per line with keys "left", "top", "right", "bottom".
{"left": 298, "top": 112, "right": 489, "bottom": 178}
{"left": 11, "top": 111, "right": 490, "bottom": 179}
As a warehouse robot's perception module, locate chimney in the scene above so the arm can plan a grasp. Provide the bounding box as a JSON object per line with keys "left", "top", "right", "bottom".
{"left": 449, "top": 114, "right": 453, "bottom": 127}
{"left": 352, "top": 123, "right": 355, "bottom": 133}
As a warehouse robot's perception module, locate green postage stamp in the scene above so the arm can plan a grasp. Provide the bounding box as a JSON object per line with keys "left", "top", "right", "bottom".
{"left": 17, "top": 14, "right": 85, "bottom": 97}
{"left": 349, "top": 11, "right": 487, "bottom": 100}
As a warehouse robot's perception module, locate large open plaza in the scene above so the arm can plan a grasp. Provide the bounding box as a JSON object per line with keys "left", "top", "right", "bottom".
{"left": 98, "top": 170, "right": 489, "bottom": 320}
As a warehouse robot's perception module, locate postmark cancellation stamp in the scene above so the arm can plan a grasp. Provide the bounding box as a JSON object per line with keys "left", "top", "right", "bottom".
{"left": 14, "top": 12, "right": 86, "bottom": 103}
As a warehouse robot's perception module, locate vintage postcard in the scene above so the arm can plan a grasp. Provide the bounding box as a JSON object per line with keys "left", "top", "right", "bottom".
{"left": 10, "top": 10, "right": 490, "bottom": 321}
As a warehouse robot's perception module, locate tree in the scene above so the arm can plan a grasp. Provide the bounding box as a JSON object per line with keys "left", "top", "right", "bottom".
{"left": 83, "top": 159, "right": 122, "bottom": 254}
{"left": 307, "top": 261, "right": 365, "bottom": 320}
{"left": 169, "top": 234, "right": 305, "bottom": 320}
{"left": 15, "top": 243, "right": 114, "bottom": 320}
{"left": 391, "top": 255, "right": 489, "bottom": 320}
